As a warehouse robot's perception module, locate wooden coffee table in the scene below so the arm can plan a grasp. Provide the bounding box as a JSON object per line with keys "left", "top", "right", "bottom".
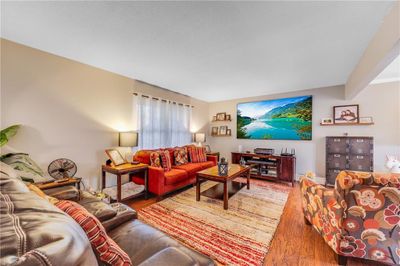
{"left": 196, "top": 164, "right": 251, "bottom": 210}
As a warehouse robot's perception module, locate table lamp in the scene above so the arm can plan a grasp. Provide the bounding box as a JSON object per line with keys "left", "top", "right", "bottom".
{"left": 119, "top": 131, "right": 139, "bottom": 164}
{"left": 194, "top": 132, "right": 206, "bottom": 146}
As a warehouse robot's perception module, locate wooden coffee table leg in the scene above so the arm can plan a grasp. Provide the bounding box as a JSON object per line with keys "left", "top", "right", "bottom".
{"left": 196, "top": 175, "right": 200, "bottom": 201}
{"left": 223, "top": 181, "right": 228, "bottom": 210}
{"left": 247, "top": 169, "right": 250, "bottom": 189}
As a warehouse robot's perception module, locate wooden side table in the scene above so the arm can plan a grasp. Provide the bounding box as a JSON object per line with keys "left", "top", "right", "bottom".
{"left": 101, "top": 163, "right": 148, "bottom": 202}
{"left": 36, "top": 177, "right": 81, "bottom": 190}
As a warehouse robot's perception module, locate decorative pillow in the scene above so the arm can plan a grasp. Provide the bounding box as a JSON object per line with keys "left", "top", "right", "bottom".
{"left": 188, "top": 146, "right": 207, "bottom": 163}
{"left": 56, "top": 200, "right": 132, "bottom": 266}
{"left": 174, "top": 148, "right": 188, "bottom": 166}
{"left": 0, "top": 153, "right": 53, "bottom": 183}
{"left": 159, "top": 150, "right": 172, "bottom": 172}
{"left": 149, "top": 152, "right": 161, "bottom": 168}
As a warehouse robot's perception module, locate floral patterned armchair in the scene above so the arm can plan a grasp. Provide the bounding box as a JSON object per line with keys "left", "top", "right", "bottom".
{"left": 300, "top": 171, "right": 400, "bottom": 265}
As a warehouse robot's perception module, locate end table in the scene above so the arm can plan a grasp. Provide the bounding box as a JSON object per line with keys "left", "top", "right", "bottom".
{"left": 36, "top": 177, "right": 81, "bottom": 190}
{"left": 101, "top": 163, "right": 148, "bottom": 202}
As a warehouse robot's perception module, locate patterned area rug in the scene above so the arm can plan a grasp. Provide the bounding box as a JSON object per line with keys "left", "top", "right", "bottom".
{"left": 138, "top": 178, "right": 292, "bottom": 266}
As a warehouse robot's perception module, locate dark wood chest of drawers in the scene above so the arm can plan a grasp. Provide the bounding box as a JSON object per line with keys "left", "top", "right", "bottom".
{"left": 326, "top": 136, "right": 373, "bottom": 186}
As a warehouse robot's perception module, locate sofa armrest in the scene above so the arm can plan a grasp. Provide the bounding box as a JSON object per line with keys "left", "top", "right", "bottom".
{"left": 300, "top": 177, "right": 343, "bottom": 252}
{"left": 206, "top": 155, "right": 217, "bottom": 165}
{"left": 148, "top": 166, "right": 166, "bottom": 195}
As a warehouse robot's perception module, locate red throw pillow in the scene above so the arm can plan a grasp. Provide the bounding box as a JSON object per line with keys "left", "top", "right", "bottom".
{"left": 188, "top": 146, "right": 207, "bottom": 163}
{"left": 159, "top": 150, "right": 172, "bottom": 171}
{"left": 149, "top": 151, "right": 162, "bottom": 168}
{"left": 56, "top": 200, "right": 132, "bottom": 266}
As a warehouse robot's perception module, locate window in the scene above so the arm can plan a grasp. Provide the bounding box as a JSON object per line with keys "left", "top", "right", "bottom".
{"left": 133, "top": 94, "right": 192, "bottom": 149}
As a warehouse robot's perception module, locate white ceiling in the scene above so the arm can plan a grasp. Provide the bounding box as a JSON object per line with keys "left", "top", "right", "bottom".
{"left": 371, "top": 54, "right": 400, "bottom": 84}
{"left": 1, "top": 1, "right": 395, "bottom": 102}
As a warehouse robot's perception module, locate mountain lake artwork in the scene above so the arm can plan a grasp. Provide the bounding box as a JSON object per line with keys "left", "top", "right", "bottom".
{"left": 237, "top": 95, "right": 312, "bottom": 140}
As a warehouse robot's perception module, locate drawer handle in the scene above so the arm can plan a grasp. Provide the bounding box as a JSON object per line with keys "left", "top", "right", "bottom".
{"left": 356, "top": 139, "right": 364, "bottom": 143}
{"left": 334, "top": 154, "right": 340, "bottom": 158}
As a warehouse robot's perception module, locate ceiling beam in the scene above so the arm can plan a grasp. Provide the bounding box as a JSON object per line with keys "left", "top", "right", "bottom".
{"left": 345, "top": 1, "right": 400, "bottom": 100}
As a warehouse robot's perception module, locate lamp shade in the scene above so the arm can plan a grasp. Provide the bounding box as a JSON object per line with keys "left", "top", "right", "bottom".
{"left": 194, "top": 132, "right": 206, "bottom": 143}
{"left": 119, "top": 132, "right": 138, "bottom": 147}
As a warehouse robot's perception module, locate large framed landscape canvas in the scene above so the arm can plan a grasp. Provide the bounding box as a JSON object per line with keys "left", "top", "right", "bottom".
{"left": 237, "top": 95, "right": 312, "bottom": 140}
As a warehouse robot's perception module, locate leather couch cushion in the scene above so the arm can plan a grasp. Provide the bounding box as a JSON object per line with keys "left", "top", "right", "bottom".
{"left": 0, "top": 173, "right": 97, "bottom": 266}
{"left": 137, "top": 247, "right": 198, "bottom": 266}
{"left": 108, "top": 220, "right": 215, "bottom": 266}
{"left": 173, "top": 161, "right": 214, "bottom": 176}
{"left": 79, "top": 191, "right": 117, "bottom": 221}
{"left": 102, "top": 203, "right": 137, "bottom": 232}
{"left": 164, "top": 169, "right": 188, "bottom": 185}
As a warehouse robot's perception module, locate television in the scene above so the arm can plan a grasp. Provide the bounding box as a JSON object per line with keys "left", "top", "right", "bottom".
{"left": 237, "top": 95, "right": 312, "bottom": 140}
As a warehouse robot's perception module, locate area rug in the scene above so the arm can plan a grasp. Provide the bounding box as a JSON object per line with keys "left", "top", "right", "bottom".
{"left": 138, "top": 178, "right": 291, "bottom": 266}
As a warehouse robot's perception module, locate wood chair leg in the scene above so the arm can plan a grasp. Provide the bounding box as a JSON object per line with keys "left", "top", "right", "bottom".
{"left": 334, "top": 254, "right": 347, "bottom": 266}
{"left": 304, "top": 216, "right": 311, "bottom": 225}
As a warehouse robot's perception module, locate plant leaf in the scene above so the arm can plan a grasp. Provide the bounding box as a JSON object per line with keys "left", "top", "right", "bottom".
{"left": 0, "top": 125, "right": 20, "bottom": 147}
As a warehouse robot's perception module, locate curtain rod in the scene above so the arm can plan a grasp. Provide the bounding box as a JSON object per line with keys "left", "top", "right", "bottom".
{"left": 133, "top": 93, "right": 194, "bottom": 108}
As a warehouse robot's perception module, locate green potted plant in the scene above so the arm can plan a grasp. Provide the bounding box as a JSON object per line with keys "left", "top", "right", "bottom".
{"left": 0, "top": 125, "right": 21, "bottom": 147}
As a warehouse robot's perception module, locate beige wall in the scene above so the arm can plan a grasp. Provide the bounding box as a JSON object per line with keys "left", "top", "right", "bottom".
{"left": 345, "top": 1, "right": 400, "bottom": 99}
{"left": 208, "top": 82, "right": 400, "bottom": 179}
{"left": 0, "top": 39, "right": 209, "bottom": 189}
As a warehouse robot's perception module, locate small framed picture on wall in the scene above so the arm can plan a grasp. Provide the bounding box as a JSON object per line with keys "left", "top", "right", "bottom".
{"left": 211, "top": 127, "right": 218, "bottom": 136}
{"left": 216, "top": 112, "right": 226, "bottom": 121}
{"left": 219, "top": 126, "right": 228, "bottom": 135}
{"left": 333, "top": 104, "right": 359, "bottom": 124}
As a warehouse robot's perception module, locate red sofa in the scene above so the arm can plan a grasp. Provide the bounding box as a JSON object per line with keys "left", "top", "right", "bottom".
{"left": 132, "top": 146, "right": 217, "bottom": 199}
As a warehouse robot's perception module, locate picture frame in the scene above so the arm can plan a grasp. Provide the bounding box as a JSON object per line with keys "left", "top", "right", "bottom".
{"left": 212, "top": 116, "right": 217, "bottom": 122}
{"left": 321, "top": 117, "right": 333, "bottom": 125}
{"left": 219, "top": 126, "right": 228, "bottom": 135}
{"left": 105, "top": 149, "right": 126, "bottom": 166}
{"left": 333, "top": 104, "right": 359, "bottom": 124}
{"left": 226, "top": 114, "right": 231, "bottom": 121}
{"left": 216, "top": 112, "right": 226, "bottom": 121}
{"left": 211, "top": 127, "right": 219, "bottom": 136}
{"left": 204, "top": 145, "right": 211, "bottom": 153}
{"left": 359, "top": 116, "right": 373, "bottom": 124}
{"left": 226, "top": 129, "right": 232, "bottom": 136}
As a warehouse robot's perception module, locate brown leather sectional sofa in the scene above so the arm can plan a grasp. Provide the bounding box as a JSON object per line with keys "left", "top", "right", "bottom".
{"left": 0, "top": 171, "right": 215, "bottom": 266}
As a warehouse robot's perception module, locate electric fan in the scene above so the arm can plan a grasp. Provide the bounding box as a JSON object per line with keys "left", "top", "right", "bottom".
{"left": 48, "top": 158, "right": 77, "bottom": 179}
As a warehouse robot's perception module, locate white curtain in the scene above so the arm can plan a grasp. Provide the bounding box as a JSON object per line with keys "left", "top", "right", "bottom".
{"left": 134, "top": 94, "right": 192, "bottom": 149}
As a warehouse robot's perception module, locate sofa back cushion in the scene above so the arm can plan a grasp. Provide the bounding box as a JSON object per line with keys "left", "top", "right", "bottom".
{"left": 174, "top": 148, "right": 189, "bottom": 166}
{"left": 0, "top": 172, "right": 97, "bottom": 266}
{"left": 187, "top": 146, "right": 207, "bottom": 163}
{"left": 134, "top": 150, "right": 155, "bottom": 165}
{"left": 56, "top": 200, "right": 132, "bottom": 266}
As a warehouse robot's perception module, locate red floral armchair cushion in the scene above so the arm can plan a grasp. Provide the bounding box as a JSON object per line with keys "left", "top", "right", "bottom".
{"left": 301, "top": 171, "right": 400, "bottom": 264}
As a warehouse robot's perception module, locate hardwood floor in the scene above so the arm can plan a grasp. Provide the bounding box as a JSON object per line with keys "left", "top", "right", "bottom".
{"left": 126, "top": 183, "right": 389, "bottom": 266}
